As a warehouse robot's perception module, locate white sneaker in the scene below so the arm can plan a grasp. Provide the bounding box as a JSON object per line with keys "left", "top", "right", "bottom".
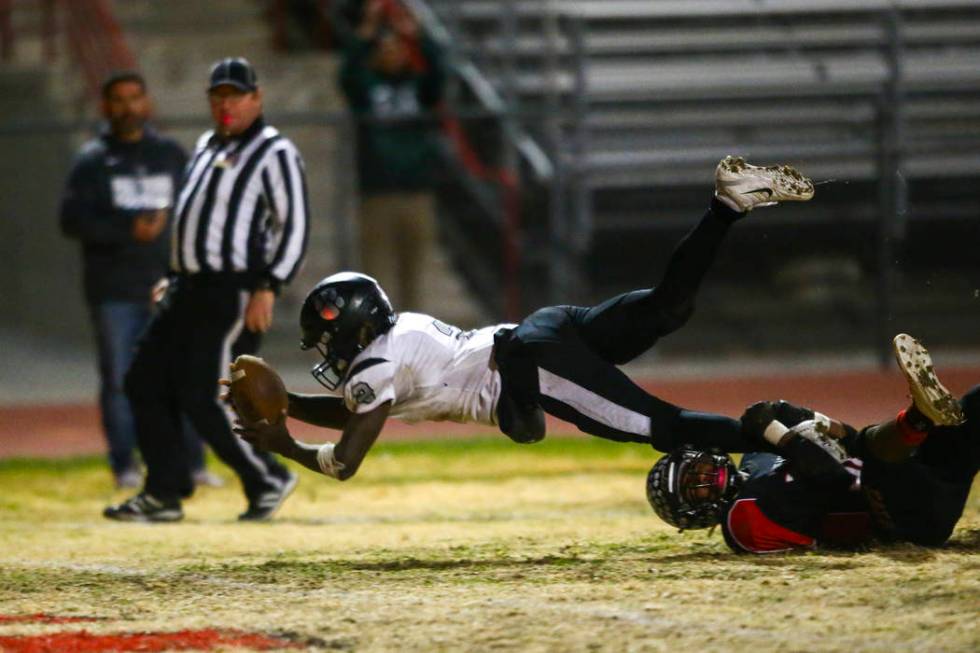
{"left": 104, "top": 492, "right": 183, "bottom": 523}
{"left": 192, "top": 468, "right": 226, "bottom": 488}
{"left": 238, "top": 471, "right": 298, "bottom": 522}
{"left": 715, "top": 155, "right": 815, "bottom": 212}
{"left": 114, "top": 466, "right": 143, "bottom": 489}
{"left": 892, "top": 333, "right": 965, "bottom": 427}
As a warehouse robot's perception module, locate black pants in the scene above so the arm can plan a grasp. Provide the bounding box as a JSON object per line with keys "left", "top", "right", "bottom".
{"left": 125, "top": 274, "right": 289, "bottom": 503}
{"left": 496, "top": 199, "right": 752, "bottom": 453}
{"left": 859, "top": 386, "right": 980, "bottom": 546}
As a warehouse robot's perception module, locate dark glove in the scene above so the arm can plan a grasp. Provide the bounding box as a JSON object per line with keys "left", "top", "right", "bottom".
{"left": 741, "top": 401, "right": 777, "bottom": 439}
{"left": 772, "top": 400, "right": 816, "bottom": 428}
{"left": 741, "top": 400, "right": 816, "bottom": 444}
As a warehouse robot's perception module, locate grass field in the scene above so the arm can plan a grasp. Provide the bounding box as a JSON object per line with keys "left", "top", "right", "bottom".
{"left": 1, "top": 436, "right": 978, "bottom": 652}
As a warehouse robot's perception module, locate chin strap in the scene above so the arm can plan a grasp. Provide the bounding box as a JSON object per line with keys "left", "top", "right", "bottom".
{"left": 316, "top": 442, "right": 346, "bottom": 479}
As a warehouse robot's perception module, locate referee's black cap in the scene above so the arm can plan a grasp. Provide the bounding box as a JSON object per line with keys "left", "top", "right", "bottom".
{"left": 208, "top": 57, "right": 258, "bottom": 92}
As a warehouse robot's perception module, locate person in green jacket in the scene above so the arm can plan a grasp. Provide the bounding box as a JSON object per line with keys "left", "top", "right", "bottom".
{"left": 339, "top": 0, "right": 446, "bottom": 312}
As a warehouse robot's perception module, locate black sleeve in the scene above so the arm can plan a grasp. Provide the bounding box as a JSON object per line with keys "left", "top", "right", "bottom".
{"left": 59, "top": 148, "right": 137, "bottom": 244}
{"left": 169, "top": 140, "right": 190, "bottom": 213}
{"left": 263, "top": 142, "right": 309, "bottom": 287}
{"left": 339, "top": 37, "right": 375, "bottom": 110}
{"left": 173, "top": 141, "right": 190, "bottom": 174}
{"left": 772, "top": 400, "right": 816, "bottom": 427}
{"left": 417, "top": 34, "right": 446, "bottom": 108}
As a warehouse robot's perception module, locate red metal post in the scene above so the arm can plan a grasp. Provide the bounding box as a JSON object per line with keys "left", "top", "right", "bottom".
{"left": 498, "top": 169, "right": 523, "bottom": 322}
{"left": 315, "top": 0, "right": 334, "bottom": 50}
{"left": 0, "top": 0, "right": 13, "bottom": 62}
{"left": 42, "top": 0, "right": 57, "bottom": 62}
{"left": 271, "top": 0, "right": 288, "bottom": 50}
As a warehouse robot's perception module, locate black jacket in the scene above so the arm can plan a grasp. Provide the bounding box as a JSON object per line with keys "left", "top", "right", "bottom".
{"left": 60, "top": 126, "right": 187, "bottom": 304}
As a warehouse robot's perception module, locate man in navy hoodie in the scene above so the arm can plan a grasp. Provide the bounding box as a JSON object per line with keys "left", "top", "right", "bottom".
{"left": 60, "top": 71, "right": 218, "bottom": 488}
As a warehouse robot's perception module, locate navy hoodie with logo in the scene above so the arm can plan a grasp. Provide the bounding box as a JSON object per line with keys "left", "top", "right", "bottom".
{"left": 60, "top": 126, "right": 187, "bottom": 304}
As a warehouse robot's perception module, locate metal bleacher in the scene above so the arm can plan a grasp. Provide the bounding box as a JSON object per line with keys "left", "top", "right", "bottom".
{"left": 432, "top": 3, "right": 980, "bottom": 222}
{"left": 423, "top": 0, "right": 980, "bottom": 353}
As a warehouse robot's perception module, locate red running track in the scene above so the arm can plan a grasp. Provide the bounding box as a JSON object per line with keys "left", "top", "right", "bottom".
{"left": 2, "top": 367, "right": 978, "bottom": 460}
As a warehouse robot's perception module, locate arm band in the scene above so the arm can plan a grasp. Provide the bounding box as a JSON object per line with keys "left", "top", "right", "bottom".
{"left": 763, "top": 420, "right": 790, "bottom": 447}
{"left": 762, "top": 415, "right": 833, "bottom": 448}
{"left": 316, "top": 442, "right": 346, "bottom": 479}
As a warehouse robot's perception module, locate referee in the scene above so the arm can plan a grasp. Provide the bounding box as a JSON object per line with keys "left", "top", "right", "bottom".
{"left": 105, "top": 58, "right": 310, "bottom": 522}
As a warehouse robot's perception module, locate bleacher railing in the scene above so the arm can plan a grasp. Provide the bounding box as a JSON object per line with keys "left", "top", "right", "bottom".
{"left": 429, "top": 0, "right": 980, "bottom": 361}
{"left": 63, "top": 0, "right": 137, "bottom": 100}
{"left": 0, "top": 0, "right": 136, "bottom": 101}
{"left": 0, "top": 0, "right": 57, "bottom": 64}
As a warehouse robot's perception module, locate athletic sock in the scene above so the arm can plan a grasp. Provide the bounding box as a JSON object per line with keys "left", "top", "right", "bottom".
{"left": 897, "top": 406, "right": 930, "bottom": 446}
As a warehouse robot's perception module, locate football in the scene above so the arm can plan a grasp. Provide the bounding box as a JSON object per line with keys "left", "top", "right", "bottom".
{"left": 227, "top": 355, "right": 288, "bottom": 424}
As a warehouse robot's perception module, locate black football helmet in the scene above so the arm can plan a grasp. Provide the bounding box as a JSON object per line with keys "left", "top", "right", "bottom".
{"left": 299, "top": 272, "right": 396, "bottom": 390}
{"left": 646, "top": 446, "right": 740, "bottom": 531}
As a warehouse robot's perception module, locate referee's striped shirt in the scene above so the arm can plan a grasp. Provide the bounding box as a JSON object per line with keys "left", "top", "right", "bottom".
{"left": 172, "top": 117, "right": 309, "bottom": 289}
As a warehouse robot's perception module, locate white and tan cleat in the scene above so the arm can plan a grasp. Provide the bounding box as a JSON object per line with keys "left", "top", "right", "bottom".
{"left": 715, "top": 155, "right": 815, "bottom": 212}
{"left": 892, "top": 333, "right": 965, "bottom": 427}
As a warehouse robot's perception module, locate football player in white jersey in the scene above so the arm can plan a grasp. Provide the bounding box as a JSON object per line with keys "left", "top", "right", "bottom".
{"left": 234, "top": 157, "right": 816, "bottom": 481}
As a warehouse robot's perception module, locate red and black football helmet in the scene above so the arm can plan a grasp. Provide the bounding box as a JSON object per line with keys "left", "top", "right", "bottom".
{"left": 646, "top": 446, "right": 740, "bottom": 530}
{"left": 299, "top": 272, "right": 396, "bottom": 390}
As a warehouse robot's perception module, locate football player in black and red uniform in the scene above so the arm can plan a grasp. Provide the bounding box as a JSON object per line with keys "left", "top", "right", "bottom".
{"left": 648, "top": 334, "right": 977, "bottom": 552}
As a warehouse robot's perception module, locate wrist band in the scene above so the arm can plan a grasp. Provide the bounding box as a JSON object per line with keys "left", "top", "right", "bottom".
{"left": 316, "top": 442, "right": 346, "bottom": 478}
{"left": 763, "top": 420, "right": 790, "bottom": 447}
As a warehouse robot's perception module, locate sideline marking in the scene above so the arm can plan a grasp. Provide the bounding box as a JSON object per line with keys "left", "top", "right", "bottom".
{"left": 0, "top": 626, "right": 301, "bottom": 652}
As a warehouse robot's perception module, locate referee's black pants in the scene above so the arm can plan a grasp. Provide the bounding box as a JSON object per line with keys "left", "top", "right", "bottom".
{"left": 125, "top": 274, "right": 290, "bottom": 503}
{"left": 495, "top": 198, "right": 754, "bottom": 453}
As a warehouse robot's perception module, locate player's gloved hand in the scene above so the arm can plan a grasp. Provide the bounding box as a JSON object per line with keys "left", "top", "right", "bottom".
{"left": 741, "top": 400, "right": 818, "bottom": 446}
{"left": 740, "top": 401, "right": 777, "bottom": 442}
{"left": 771, "top": 400, "right": 816, "bottom": 428}
{"left": 233, "top": 409, "right": 293, "bottom": 455}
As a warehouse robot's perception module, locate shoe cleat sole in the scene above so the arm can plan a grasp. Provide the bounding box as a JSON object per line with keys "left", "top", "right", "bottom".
{"left": 893, "top": 333, "right": 965, "bottom": 427}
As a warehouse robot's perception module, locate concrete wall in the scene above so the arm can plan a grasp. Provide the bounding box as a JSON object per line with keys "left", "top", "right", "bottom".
{"left": 0, "top": 67, "right": 86, "bottom": 344}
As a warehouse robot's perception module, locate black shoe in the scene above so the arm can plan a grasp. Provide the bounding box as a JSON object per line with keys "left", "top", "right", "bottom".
{"left": 104, "top": 492, "right": 183, "bottom": 523}
{"left": 238, "top": 471, "right": 298, "bottom": 522}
